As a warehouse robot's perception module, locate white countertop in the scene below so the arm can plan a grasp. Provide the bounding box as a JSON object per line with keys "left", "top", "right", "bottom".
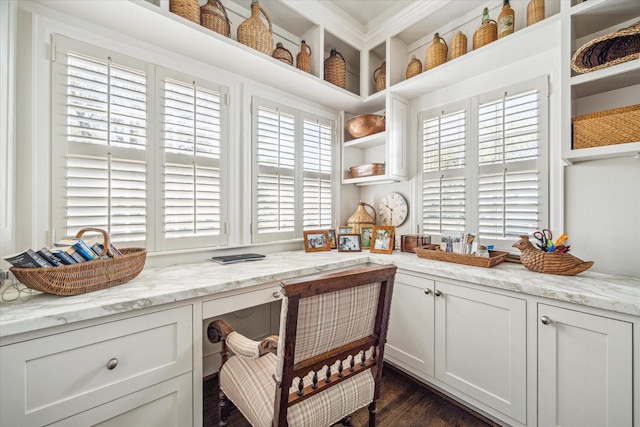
{"left": 1, "top": 250, "right": 639, "bottom": 339}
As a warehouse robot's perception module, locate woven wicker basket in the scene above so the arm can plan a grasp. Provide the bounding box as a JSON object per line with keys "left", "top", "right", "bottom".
{"left": 426, "top": 33, "right": 448, "bottom": 70}
{"left": 9, "top": 228, "right": 146, "bottom": 296}
{"left": 170, "top": 0, "right": 200, "bottom": 24}
{"left": 450, "top": 31, "right": 468, "bottom": 60}
{"left": 571, "top": 21, "right": 640, "bottom": 74}
{"left": 272, "top": 42, "right": 293, "bottom": 65}
{"left": 200, "top": 0, "right": 231, "bottom": 37}
{"left": 406, "top": 55, "right": 422, "bottom": 79}
{"left": 324, "top": 48, "right": 346, "bottom": 89}
{"left": 350, "top": 163, "right": 385, "bottom": 178}
{"left": 373, "top": 61, "right": 386, "bottom": 92}
{"left": 473, "top": 8, "right": 497, "bottom": 50}
{"left": 296, "top": 40, "right": 312, "bottom": 73}
{"left": 572, "top": 104, "right": 640, "bottom": 149}
{"left": 237, "top": 0, "right": 273, "bottom": 56}
{"left": 346, "top": 202, "right": 377, "bottom": 235}
{"left": 415, "top": 246, "right": 508, "bottom": 268}
{"left": 526, "top": 0, "right": 545, "bottom": 27}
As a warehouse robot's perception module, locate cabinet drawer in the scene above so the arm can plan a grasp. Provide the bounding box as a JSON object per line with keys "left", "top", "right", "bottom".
{"left": 0, "top": 305, "right": 192, "bottom": 427}
{"left": 203, "top": 284, "right": 282, "bottom": 318}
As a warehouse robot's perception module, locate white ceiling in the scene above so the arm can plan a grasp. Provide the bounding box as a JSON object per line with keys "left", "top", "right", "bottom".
{"left": 323, "top": 0, "right": 415, "bottom": 27}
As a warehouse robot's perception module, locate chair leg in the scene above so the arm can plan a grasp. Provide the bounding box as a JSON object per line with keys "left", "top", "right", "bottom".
{"left": 368, "top": 401, "right": 377, "bottom": 427}
{"left": 219, "top": 389, "right": 230, "bottom": 426}
{"left": 339, "top": 415, "right": 354, "bottom": 426}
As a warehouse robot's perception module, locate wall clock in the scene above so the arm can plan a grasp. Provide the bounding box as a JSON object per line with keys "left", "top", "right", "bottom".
{"left": 378, "top": 192, "right": 408, "bottom": 227}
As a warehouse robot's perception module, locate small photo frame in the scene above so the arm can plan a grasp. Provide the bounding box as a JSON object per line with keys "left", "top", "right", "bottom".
{"left": 338, "top": 234, "right": 362, "bottom": 252}
{"left": 360, "top": 226, "right": 374, "bottom": 249}
{"left": 327, "top": 229, "right": 337, "bottom": 249}
{"left": 338, "top": 226, "right": 354, "bottom": 234}
{"left": 441, "top": 232, "right": 463, "bottom": 253}
{"left": 303, "top": 230, "right": 331, "bottom": 252}
{"left": 370, "top": 225, "right": 395, "bottom": 254}
{"left": 462, "top": 232, "right": 478, "bottom": 255}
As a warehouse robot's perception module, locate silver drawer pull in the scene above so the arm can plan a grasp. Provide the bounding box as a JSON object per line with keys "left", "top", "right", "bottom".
{"left": 106, "top": 358, "right": 119, "bottom": 370}
{"left": 434, "top": 290, "right": 442, "bottom": 297}
{"left": 273, "top": 292, "right": 281, "bottom": 299}
{"left": 540, "top": 316, "right": 551, "bottom": 325}
{"left": 424, "top": 289, "right": 432, "bottom": 295}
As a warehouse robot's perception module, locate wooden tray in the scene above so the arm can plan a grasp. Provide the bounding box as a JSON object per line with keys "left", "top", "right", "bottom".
{"left": 414, "top": 245, "right": 508, "bottom": 268}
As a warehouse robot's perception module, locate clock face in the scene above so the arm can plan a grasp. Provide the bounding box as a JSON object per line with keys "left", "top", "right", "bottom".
{"left": 378, "top": 192, "right": 408, "bottom": 226}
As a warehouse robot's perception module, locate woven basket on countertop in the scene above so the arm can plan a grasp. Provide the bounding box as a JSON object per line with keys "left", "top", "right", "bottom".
{"left": 572, "top": 104, "right": 640, "bottom": 149}
{"left": 450, "top": 31, "right": 467, "bottom": 60}
{"left": 170, "top": 0, "right": 200, "bottom": 24}
{"left": 426, "top": 33, "right": 448, "bottom": 70}
{"left": 373, "top": 61, "right": 386, "bottom": 92}
{"left": 273, "top": 42, "right": 293, "bottom": 65}
{"left": 237, "top": 0, "right": 273, "bottom": 56}
{"left": 526, "top": 0, "right": 545, "bottom": 27}
{"left": 473, "top": 7, "right": 497, "bottom": 50}
{"left": 296, "top": 40, "right": 312, "bottom": 73}
{"left": 200, "top": 0, "right": 231, "bottom": 37}
{"left": 324, "top": 48, "right": 346, "bottom": 89}
{"left": 571, "top": 21, "right": 640, "bottom": 74}
{"left": 415, "top": 245, "right": 508, "bottom": 268}
{"left": 9, "top": 228, "right": 146, "bottom": 296}
{"left": 406, "top": 55, "right": 422, "bottom": 79}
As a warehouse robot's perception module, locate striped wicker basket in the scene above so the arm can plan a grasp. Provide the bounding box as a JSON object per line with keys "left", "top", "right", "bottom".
{"left": 526, "top": 0, "right": 545, "bottom": 27}
{"left": 9, "top": 228, "right": 146, "bottom": 296}
{"left": 373, "top": 61, "right": 386, "bottom": 92}
{"left": 272, "top": 42, "right": 293, "bottom": 65}
{"left": 200, "top": 0, "right": 231, "bottom": 37}
{"left": 426, "top": 33, "right": 448, "bottom": 70}
{"left": 571, "top": 21, "right": 640, "bottom": 74}
{"left": 406, "top": 55, "right": 422, "bottom": 79}
{"left": 170, "top": 0, "right": 200, "bottom": 24}
{"left": 296, "top": 40, "right": 312, "bottom": 73}
{"left": 324, "top": 48, "right": 346, "bottom": 89}
{"left": 473, "top": 8, "right": 497, "bottom": 50}
{"left": 572, "top": 104, "right": 640, "bottom": 149}
{"left": 237, "top": 0, "right": 273, "bottom": 56}
{"left": 450, "top": 31, "right": 468, "bottom": 60}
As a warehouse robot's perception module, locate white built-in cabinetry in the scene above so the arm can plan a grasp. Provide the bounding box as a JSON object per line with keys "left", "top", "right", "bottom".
{"left": 561, "top": 0, "right": 640, "bottom": 163}
{"left": 0, "top": 305, "right": 194, "bottom": 427}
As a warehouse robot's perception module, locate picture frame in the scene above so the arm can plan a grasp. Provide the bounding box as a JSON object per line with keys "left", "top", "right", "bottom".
{"left": 327, "top": 229, "right": 337, "bottom": 249}
{"left": 441, "top": 232, "right": 463, "bottom": 253}
{"left": 370, "top": 225, "right": 395, "bottom": 254}
{"left": 338, "top": 226, "right": 354, "bottom": 234}
{"left": 303, "top": 230, "right": 331, "bottom": 252}
{"left": 360, "top": 226, "right": 373, "bottom": 249}
{"left": 462, "top": 232, "right": 478, "bottom": 255}
{"left": 338, "top": 234, "right": 362, "bottom": 252}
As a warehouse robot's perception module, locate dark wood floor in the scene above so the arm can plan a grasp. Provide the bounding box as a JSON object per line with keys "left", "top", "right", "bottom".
{"left": 203, "top": 364, "right": 500, "bottom": 427}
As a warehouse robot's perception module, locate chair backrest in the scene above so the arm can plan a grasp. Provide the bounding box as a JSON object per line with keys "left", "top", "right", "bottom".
{"left": 273, "top": 264, "right": 397, "bottom": 425}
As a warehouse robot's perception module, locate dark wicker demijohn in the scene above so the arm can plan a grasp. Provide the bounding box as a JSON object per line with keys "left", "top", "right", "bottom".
{"left": 200, "top": 0, "right": 231, "bottom": 37}
{"left": 272, "top": 42, "right": 293, "bottom": 65}
{"left": 237, "top": 0, "right": 273, "bottom": 55}
{"left": 324, "top": 48, "right": 346, "bottom": 89}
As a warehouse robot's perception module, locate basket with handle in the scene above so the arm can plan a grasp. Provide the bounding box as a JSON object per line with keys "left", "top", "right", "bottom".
{"left": 9, "top": 228, "right": 147, "bottom": 296}
{"left": 200, "top": 0, "right": 231, "bottom": 37}
{"left": 272, "top": 42, "right": 293, "bottom": 65}
{"left": 237, "top": 0, "right": 274, "bottom": 55}
{"left": 373, "top": 61, "right": 386, "bottom": 92}
{"left": 324, "top": 48, "right": 346, "bottom": 89}
{"left": 426, "top": 33, "right": 448, "bottom": 70}
{"left": 170, "top": 0, "right": 200, "bottom": 24}
{"left": 473, "top": 7, "right": 497, "bottom": 50}
{"left": 296, "top": 40, "right": 312, "bottom": 73}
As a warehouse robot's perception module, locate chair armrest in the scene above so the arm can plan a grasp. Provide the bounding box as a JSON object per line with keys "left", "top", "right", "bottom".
{"left": 208, "top": 319, "right": 278, "bottom": 359}
{"left": 259, "top": 335, "right": 279, "bottom": 356}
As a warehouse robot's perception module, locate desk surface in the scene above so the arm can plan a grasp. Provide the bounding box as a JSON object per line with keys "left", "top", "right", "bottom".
{"left": 1, "top": 250, "right": 639, "bottom": 338}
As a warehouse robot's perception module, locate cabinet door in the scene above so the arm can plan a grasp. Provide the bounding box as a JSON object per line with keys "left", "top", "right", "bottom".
{"left": 385, "top": 272, "right": 434, "bottom": 377}
{"left": 434, "top": 281, "right": 527, "bottom": 424}
{"left": 538, "top": 304, "right": 632, "bottom": 427}
{"left": 387, "top": 94, "right": 408, "bottom": 180}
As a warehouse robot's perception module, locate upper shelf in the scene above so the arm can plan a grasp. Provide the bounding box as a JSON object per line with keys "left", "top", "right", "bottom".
{"left": 570, "top": 0, "right": 640, "bottom": 40}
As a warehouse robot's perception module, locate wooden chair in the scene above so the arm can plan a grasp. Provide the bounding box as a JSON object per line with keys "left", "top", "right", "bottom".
{"left": 207, "top": 264, "right": 397, "bottom": 427}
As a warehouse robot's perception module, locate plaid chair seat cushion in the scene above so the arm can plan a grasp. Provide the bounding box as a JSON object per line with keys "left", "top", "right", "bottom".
{"left": 220, "top": 352, "right": 375, "bottom": 427}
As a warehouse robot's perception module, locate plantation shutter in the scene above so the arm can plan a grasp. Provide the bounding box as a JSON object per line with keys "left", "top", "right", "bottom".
{"left": 252, "top": 99, "right": 297, "bottom": 242}
{"left": 477, "top": 87, "right": 542, "bottom": 239}
{"left": 302, "top": 116, "right": 333, "bottom": 230}
{"left": 421, "top": 108, "right": 467, "bottom": 234}
{"left": 159, "top": 72, "right": 227, "bottom": 249}
{"left": 53, "top": 38, "right": 149, "bottom": 244}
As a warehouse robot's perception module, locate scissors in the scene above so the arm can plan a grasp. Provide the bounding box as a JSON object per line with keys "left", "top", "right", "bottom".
{"left": 533, "top": 229, "right": 552, "bottom": 250}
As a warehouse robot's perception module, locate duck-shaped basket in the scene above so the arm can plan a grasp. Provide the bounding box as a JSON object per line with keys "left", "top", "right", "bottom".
{"left": 512, "top": 235, "right": 594, "bottom": 276}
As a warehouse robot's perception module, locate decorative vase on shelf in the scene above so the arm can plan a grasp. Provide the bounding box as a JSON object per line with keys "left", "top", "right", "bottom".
{"left": 426, "top": 33, "right": 448, "bottom": 70}
{"left": 170, "top": 0, "right": 200, "bottom": 24}
{"left": 498, "top": 0, "right": 515, "bottom": 39}
{"left": 406, "top": 55, "right": 422, "bottom": 79}
{"left": 272, "top": 42, "right": 293, "bottom": 65}
{"left": 324, "top": 48, "right": 346, "bottom": 89}
{"left": 347, "top": 202, "right": 377, "bottom": 236}
{"left": 373, "top": 61, "right": 386, "bottom": 92}
{"left": 450, "top": 31, "right": 468, "bottom": 60}
{"left": 200, "top": 0, "right": 231, "bottom": 37}
{"left": 473, "top": 7, "right": 498, "bottom": 50}
{"left": 237, "top": 0, "right": 273, "bottom": 55}
{"left": 296, "top": 40, "right": 312, "bottom": 73}
{"left": 527, "top": 0, "right": 545, "bottom": 26}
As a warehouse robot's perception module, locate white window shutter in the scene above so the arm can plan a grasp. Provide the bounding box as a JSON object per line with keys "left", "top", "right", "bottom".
{"left": 302, "top": 116, "right": 333, "bottom": 230}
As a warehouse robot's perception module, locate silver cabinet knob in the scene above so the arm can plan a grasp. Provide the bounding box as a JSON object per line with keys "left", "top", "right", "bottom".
{"left": 540, "top": 316, "right": 551, "bottom": 325}
{"left": 424, "top": 289, "right": 432, "bottom": 295}
{"left": 106, "top": 358, "right": 118, "bottom": 370}
{"left": 434, "top": 290, "right": 442, "bottom": 297}
{"left": 273, "top": 291, "right": 281, "bottom": 299}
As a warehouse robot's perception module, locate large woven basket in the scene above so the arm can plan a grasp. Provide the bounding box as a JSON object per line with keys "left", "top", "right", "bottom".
{"left": 170, "top": 0, "right": 200, "bottom": 24}
{"left": 572, "top": 104, "right": 640, "bottom": 149}
{"left": 426, "top": 33, "right": 448, "bottom": 70}
{"left": 373, "top": 61, "right": 386, "bottom": 92}
{"left": 571, "top": 21, "right": 640, "bottom": 74}
{"left": 296, "top": 40, "right": 312, "bottom": 73}
{"left": 450, "top": 31, "right": 467, "bottom": 60}
{"left": 237, "top": 0, "right": 273, "bottom": 56}
{"left": 473, "top": 8, "right": 497, "bottom": 50}
{"left": 406, "top": 55, "right": 422, "bottom": 79}
{"left": 10, "top": 228, "right": 146, "bottom": 296}
{"left": 526, "top": 0, "right": 544, "bottom": 27}
{"left": 324, "top": 48, "right": 346, "bottom": 89}
{"left": 272, "top": 42, "right": 293, "bottom": 65}
{"left": 200, "top": 0, "right": 231, "bottom": 37}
